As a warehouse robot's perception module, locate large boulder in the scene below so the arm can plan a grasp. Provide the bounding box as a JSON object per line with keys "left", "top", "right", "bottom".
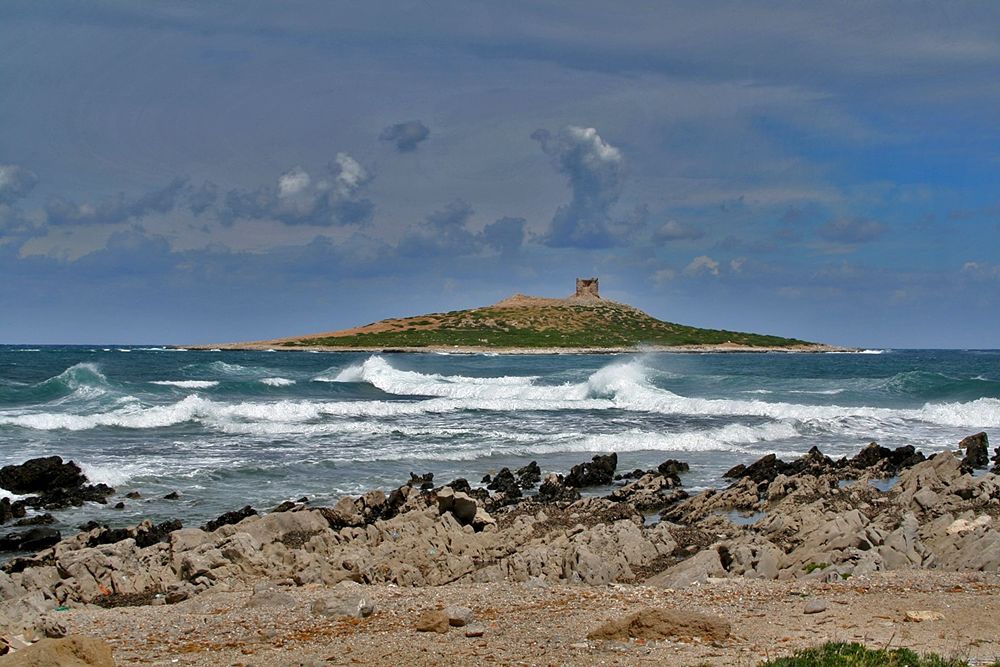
{"left": 0, "top": 457, "right": 86, "bottom": 495}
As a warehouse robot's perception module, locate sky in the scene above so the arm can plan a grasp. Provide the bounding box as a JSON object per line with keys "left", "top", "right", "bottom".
{"left": 1, "top": 2, "right": 999, "bottom": 347}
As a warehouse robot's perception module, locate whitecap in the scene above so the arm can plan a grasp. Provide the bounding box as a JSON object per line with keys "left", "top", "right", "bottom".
{"left": 150, "top": 380, "right": 220, "bottom": 389}
{"left": 260, "top": 377, "right": 295, "bottom": 387}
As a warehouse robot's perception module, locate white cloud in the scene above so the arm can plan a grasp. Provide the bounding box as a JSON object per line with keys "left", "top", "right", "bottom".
{"left": 278, "top": 167, "right": 311, "bottom": 197}
{"left": 684, "top": 255, "right": 720, "bottom": 276}
{"left": 334, "top": 153, "right": 368, "bottom": 195}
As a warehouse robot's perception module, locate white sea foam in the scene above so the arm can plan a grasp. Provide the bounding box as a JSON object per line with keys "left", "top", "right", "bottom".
{"left": 78, "top": 461, "right": 151, "bottom": 487}
{"left": 5, "top": 357, "right": 999, "bottom": 433}
{"left": 261, "top": 377, "right": 295, "bottom": 387}
{"left": 151, "top": 380, "right": 220, "bottom": 389}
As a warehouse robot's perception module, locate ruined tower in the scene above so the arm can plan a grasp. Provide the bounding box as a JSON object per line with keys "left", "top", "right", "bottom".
{"left": 575, "top": 277, "right": 600, "bottom": 298}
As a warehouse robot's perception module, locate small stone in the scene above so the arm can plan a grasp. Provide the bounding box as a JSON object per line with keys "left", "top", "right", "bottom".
{"left": 904, "top": 610, "right": 945, "bottom": 622}
{"left": 113, "top": 502, "right": 125, "bottom": 510}
{"left": 444, "top": 606, "right": 475, "bottom": 627}
{"left": 415, "top": 609, "right": 450, "bottom": 633}
{"left": 464, "top": 624, "right": 486, "bottom": 638}
{"left": 125, "top": 491, "right": 141, "bottom": 499}
{"left": 163, "top": 491, "right": 180, "bottom": 500}
{"left": 803, "top": 599, "right": 828, "bottom": 614}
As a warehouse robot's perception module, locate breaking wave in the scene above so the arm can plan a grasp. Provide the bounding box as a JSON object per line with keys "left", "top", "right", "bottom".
{"left": 3, "top": 356, "right": 998, "bottom": 434}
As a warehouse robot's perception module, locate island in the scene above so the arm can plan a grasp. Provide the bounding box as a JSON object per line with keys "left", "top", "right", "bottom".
{"left": 199, "top": 278, "right": 844, "bottom": 353}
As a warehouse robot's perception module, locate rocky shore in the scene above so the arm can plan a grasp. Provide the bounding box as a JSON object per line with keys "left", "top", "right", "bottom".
{"left": 1, "top": 433, "right": 999, "bottom": 665}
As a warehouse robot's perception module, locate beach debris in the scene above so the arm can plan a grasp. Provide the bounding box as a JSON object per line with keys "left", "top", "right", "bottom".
{"left": 587, "top": 608, "right": 730, "bottom": 642}
{"left": 904, "top": 610, "right": 945, "bottom": 622}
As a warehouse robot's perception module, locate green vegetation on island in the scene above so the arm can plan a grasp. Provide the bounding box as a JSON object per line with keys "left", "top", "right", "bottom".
{"left": 280, "top": 297, "right": 813, "bottom": 350}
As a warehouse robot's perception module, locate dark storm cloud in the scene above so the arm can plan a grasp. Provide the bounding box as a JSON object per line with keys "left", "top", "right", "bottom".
{"left": 532, "top": 126, "right": 626, "bottom": 248}
{"left": 0, "top": 164, "right": 39, "bottom": 203}
{"left": 44, "top": 177, "right": 189, "bottom": 226}
{"left": 397, "top": 200, "right": 479, "bottom": 258}
{"left": 481, "top": 216, "right": 525, "bottom": 255}
{"left": 379, "top": 120, "right": 430, "bottom": 153}
{"left": 817, "top": 217, "right": 886, "bottom": 244}
{"left": 187, "top": 181, "right": 218, "bottom": 216}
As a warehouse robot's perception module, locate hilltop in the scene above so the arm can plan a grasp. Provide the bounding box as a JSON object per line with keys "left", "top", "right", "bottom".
{"left": 210, "top": 280, "right": 835, "bottom": 353}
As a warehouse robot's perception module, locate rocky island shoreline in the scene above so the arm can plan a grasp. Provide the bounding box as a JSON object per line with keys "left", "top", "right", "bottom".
{"left": 2, "top": 433, "right": 999, "bottom": 665}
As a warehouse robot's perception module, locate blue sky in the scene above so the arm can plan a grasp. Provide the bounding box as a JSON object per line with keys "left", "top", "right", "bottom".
{"left": 1, "top": 2, "right": 998, "bottom": 347}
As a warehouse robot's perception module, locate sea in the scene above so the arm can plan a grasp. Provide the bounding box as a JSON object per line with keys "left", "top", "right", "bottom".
{"left": 1, "top": 346, "right": 999, "bottom": 540}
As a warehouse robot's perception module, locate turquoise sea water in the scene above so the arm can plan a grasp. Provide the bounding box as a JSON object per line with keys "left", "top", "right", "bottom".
{"left": 1, "top": 346, "right": 998, "bottom": 537}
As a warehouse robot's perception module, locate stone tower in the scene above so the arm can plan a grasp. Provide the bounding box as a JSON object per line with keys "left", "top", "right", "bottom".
{"left": 575, "top": 277, "right": 600, "bottom": 298}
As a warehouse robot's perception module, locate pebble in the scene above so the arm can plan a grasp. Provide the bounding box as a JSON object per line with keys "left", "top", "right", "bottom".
{"left": 803, "top": 598, "right": 828, "bottom": 614}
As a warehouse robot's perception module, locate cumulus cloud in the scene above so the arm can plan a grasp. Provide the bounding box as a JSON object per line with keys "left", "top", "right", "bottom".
{"left": 277, "top": 167, "right": 311, "bottom": 197}
{"left": 0, "top": 164, "right": 38, "bottom": 203}
{"left": 379, "top": 120, "right": 431, "bottom": 153}
{"left": 481, "top": 216, "right": 525, "bottom": 255}
{"left": 654, "top": 219, "right": 704, "bottom": 241}
{"left": 187, "top": 181, "right": 218, "bottom": 216}
{"left": 220, "top": 154, "right": 373, "bottom": 226}
{"left": 532, "top": 125, "right": 626, "bottom": 248}
{"left": 684, "top": 255, "right": 720, "bottom": 276}
{"left": 817, "top": 217, "right": 886, "bottom": 244}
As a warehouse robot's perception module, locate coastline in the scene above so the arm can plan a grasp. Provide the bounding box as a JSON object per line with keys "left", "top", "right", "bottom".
{"left": 186, "top": 342, "right": 855, "bottom": 354}
{"left": 2, "top": 438, "right": 998, "bottom": 665}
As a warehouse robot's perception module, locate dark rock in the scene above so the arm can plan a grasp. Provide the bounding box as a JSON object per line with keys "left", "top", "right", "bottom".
{"left": 849, "top": 443, "right": 925, "bottom": 474}
{"left": 0, "top": 456, "right": 86, "bottom": 494}
{"left": 271, "top": 500, "right": 297, "bottom": 513}
{"left": 515, "top": 461, "right": 542, "bottom": 489}
{"left": 297, "top": 496, "right": 309, "bottom": 503}
{"left": 22, "top": 482, "right": 115, "bottom": 510}
{"left": 445, "top": 478, "right": 472, "bottom": 494}
{"left": 78, "top": 520, "right": 102, "bottom": 532}
{"left": 0, "top": 497, "right": 12, "bottom": 524}
{"left": 409, "top": 472, "right": 434, "bottom": 490}
{"left": 565, "top": 453, "right": 618, "bottom": 488}
{"left": 537, "top": 473, "right": 581, "bottom": 503}
{"left": 481, "top": 473, "right": 491, "bottom": 484}
{"left": 959, "top": 432, "right": 990, "bottom": 470}
{"left": 14, "top": 513, "right": 54, "bottom": 526}
{"left": 125, "top": 491, "right": 141, "bottom": 499}
{"left": 723, "top": 463, "right": 746, "bottom": 479}
{"left": 0, "top": 526, "right": 61, "bottom": 552}
{"left": 202, "top": 505, "right": 257, "bottom": 532}
{"left": 657, "top": 459, "right": 689, "bottom": 483}
{"left": 486, "top": 468, "right": 521, "bottom": 499}
{"left": 86, "top": 519, "right": 182, "bottom": 549}
{"left": 163, "top": 491, "right": 180, "bottom": 500}
{"left": 615, "top": 469, "right": 649, "bottom": 481}
{"left": 113, "top": 502, "right": 125, "bottom": 509}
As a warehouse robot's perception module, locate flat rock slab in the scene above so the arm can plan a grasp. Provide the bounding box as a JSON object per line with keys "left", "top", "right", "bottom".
{"left": 587, "top": 607, "right": 730, "bottom": 642}
{"left": 0, "top": 635, "right": 115, "bottom": 666}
